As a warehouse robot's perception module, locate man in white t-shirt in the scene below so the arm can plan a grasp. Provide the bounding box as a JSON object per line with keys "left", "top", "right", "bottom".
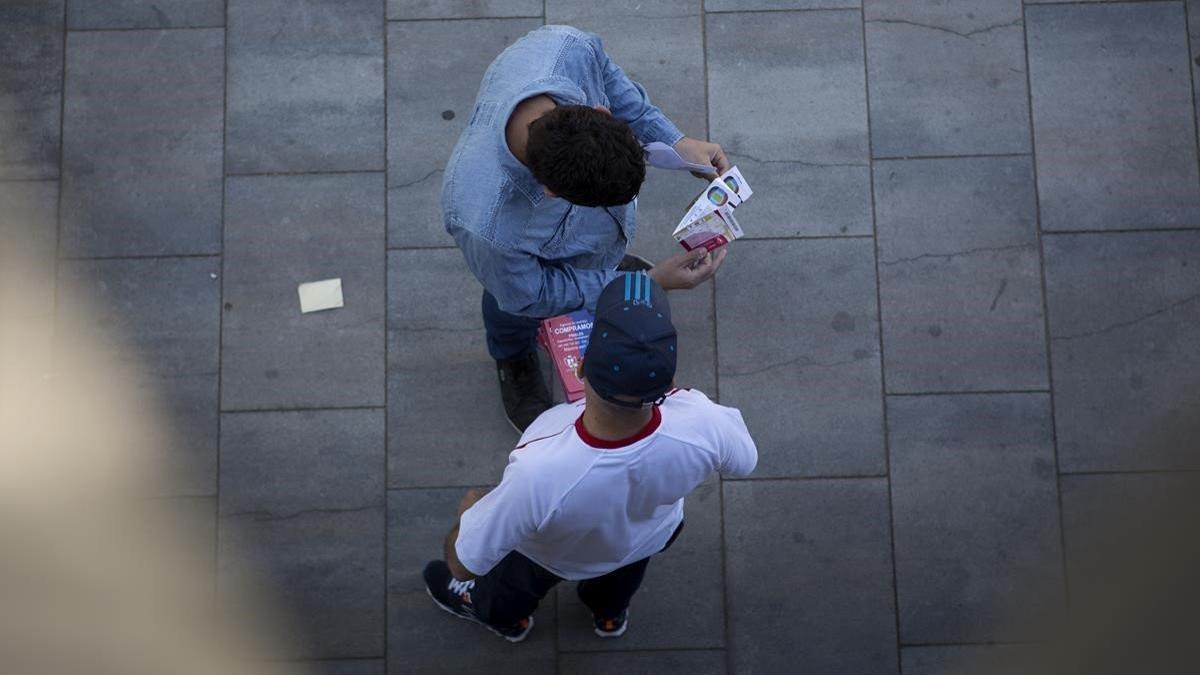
{"left": 423, "top": 271, "right": 758, "bottom": 642}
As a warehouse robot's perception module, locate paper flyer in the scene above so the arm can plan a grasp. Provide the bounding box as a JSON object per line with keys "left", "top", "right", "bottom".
{"left": 672, "top": 166, "right": 753, "bottom": 252}
{"left": 537, "top": 309, "right": 594, "bottom": 402}
{"left": 298, "top": 278, "right": 344, "bottom": 314}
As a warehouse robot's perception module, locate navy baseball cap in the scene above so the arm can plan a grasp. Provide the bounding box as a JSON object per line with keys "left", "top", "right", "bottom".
{"left": 583, "top": 271, "right": 677, "bottom": 407}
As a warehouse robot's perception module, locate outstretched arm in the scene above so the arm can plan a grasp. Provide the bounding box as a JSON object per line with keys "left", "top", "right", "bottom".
{"left": 584, "top": 32, "right": 683, "bottom": 146}
{"left": 583, "top": 32, "right": 729, "bottom": 176}
{"left": 455, "top": 227, "right": 617, "bottom": 318}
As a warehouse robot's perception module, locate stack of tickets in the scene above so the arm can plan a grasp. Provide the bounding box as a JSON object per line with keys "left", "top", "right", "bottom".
{"left": 672, "top": 166, "right": 753, "bottom": 252}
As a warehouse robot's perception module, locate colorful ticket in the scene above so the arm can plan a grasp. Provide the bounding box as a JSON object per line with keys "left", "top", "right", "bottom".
{"left": 674, "top": 206, "right": 744, "bottom": 252}
{"left": 673, "top": 166, "right": 753, "bottom": 251}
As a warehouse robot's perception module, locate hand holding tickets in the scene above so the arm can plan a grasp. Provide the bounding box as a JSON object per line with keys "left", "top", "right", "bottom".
{"left": 672, "top": 166, "right": 754, "bottom": 252}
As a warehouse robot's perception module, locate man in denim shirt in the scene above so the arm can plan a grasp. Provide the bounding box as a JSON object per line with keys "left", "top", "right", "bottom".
{"left": 443, "top": 25, "right": 729, "bottom": 432}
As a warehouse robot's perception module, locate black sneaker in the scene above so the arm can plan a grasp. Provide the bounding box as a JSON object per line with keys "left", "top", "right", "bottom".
{"left": 496, "top": 351, "right": 552, "bottom": 433}
{"left": 617, "top": 253, "right": 654, "bottom": 273}
{"left": 422, "top": 560, "right": 534, "bottom": 643}
{"left": 593, "top": 608, "right": 629, "bottom": 638}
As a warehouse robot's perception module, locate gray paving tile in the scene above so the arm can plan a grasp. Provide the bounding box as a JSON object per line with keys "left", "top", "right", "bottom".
{"left": 547, "top": 0, "right": 715, "bottom": 395}
{"left": 386, "top": 489, "right": 556, "bottom": 674}
{"left": 1027, "top": 3, "right": 1200, "bottom": 231}
{"left": 902, "top": 645, "right": 1034, "bottom": 675}
{"left": 57, "top": 257, "right": 220, "bottom": 495}
{"left": 0, "top": 0, "right": 63, "bottom": 180}
{"left": 716, "top": 239, "right": 885, "bottom": 477}
{"left": 888, "top": 393, "right": 1064, "bottom": 643}
{"left": 724, "top": 479, "right": 898, "bottom": 675}
{"left": 226, "top": 0, "right": 384, "bottom": 174}
{"left": 706, "top": 10, "right": 872, "bottom": 238}
{"left": 386, "top": 18, "right": 539, "bottom": 248}
{"left": 557, "top": 477, "right": 724, "bottom": 651}
{"left": 67, "top": 0, "right": 224, "bottom": 29}
{"left": 0, "top": 180, "right": 58, "bottom": 315}
{"left": 706, "top": 0, "right": 858, "bottom": 11}
{"left": 387, "top": 0, "right": 542, "bottom": 20}
{"left": 559, "top": 650, "right": 727, "bottom": 675}
{"left": 864, "top": 0, "right": 1031, "bottom": 157}
{"left": 222, "top": 173, "right": 385, "bottom": 410}
{"left": 387, "top": 249, "right": 517, "bottom": 487}
{"left": 60, "top": 29, "right": 223, "bottom": 257}
{"left": 875, "top": 156, "right": 1047, "bottom": 393}
{"left": 219, "top": 409, "right": 385, "bottom": 659}
{"left": 271, "top": 661, "right": 384, "bottom": 675}
{"left": 1043, "top": 231, "right": 1200, "bottom": 472}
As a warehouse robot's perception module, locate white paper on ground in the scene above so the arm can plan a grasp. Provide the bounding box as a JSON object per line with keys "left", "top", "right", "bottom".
{"left": 643, "top": 141, "right": 715, "bottom": 174}
{"left": 298, "top": 278, "right": 344, "bottom": 313}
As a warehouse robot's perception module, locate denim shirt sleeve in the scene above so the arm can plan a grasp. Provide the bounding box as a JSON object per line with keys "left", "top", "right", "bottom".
{"left": 455, "top": 226, "right": 619, "bottom": 318}
{"left": 581, "top": 32, "right": 684, "bottom": 146}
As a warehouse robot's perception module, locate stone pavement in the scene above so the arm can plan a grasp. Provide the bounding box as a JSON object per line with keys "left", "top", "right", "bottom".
{"left": 3, "top": 1, "right": 1200, "bottom": 673}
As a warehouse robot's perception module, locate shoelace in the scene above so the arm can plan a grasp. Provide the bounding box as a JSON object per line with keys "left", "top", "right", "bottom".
{"left": 448, "top": 578, "right": 475, "bottom": 595}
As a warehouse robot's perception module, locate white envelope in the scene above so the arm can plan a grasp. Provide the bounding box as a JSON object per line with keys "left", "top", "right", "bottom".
{"left": 298, "top": 278, "right": 344, "bottom": 313}
{"left": 643, "top": 141, "right": 716, "bottom": 174}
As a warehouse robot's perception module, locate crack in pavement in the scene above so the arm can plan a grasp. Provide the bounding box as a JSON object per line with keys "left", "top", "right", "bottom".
{"left": 391, "top": 168, "right": 442, "bottom": 190}
{"left": 728, "top": 150, "right": 868, "bottom": 170}
{"left": 1052, "top": 292, "right": 1200, "bottom": 342}
{"left": 989, "top": 278, "right": 1009, "bottom": 312}
{"left": 879, "top": 243, "right": 1035, "bottom": 266}
{"left": 865, "top": 16, "right": 1024, "bottom": 41}
{"left": 222, "top": 504, "right": 380, "bottom": 522}
{"left": 394, "top": 325, "right": 483, "bottom": 334}
{"left": 721, "top": 353, "right": 874, "bottom": 379}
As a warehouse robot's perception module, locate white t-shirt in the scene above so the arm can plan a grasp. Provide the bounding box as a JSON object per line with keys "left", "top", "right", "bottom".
{"left": 456, "top": 388, "right": 758, "bottom": 580}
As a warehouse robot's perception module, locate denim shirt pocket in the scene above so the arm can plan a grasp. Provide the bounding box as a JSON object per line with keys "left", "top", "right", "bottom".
{"left": 606, "top": 201, "right": 636, "bottom": 244}
{"left": 538, "top": 206, "right": 573, "bottom": 258}
{"left": 538, "top": 205, "right": 628, "bottom": 267}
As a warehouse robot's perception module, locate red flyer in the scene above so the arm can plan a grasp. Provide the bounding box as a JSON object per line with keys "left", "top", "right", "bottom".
{"left": 537, "top": 309, "right": 594, "bottom": 402}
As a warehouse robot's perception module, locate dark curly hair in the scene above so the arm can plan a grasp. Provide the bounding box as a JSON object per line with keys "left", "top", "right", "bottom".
{"left": 525, "top": 105, "right": 646, "bottom": 208}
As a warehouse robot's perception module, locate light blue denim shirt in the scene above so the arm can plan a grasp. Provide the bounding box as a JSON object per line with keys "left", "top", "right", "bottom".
{"left": 441, "top": 25, "right": 684, "bottom": 318}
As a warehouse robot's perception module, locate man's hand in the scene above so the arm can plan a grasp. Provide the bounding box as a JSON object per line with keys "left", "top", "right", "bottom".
{"left": 649, "top": 246, "right": 728, "bottom": 290}
{"left": 673, "top": 137, "right": 731, "bottom": 179}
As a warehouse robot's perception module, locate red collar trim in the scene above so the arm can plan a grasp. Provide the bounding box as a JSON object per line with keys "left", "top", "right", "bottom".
{"left": 575, "top": 406, "right": 662, "bottom": 449}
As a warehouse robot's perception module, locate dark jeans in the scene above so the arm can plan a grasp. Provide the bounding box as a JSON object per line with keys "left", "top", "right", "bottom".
{"left": 470, "top": 521, "right": 684, "bottom": 627}
{"left": 482, "top": 290, "right": 541, "bottom": 361}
